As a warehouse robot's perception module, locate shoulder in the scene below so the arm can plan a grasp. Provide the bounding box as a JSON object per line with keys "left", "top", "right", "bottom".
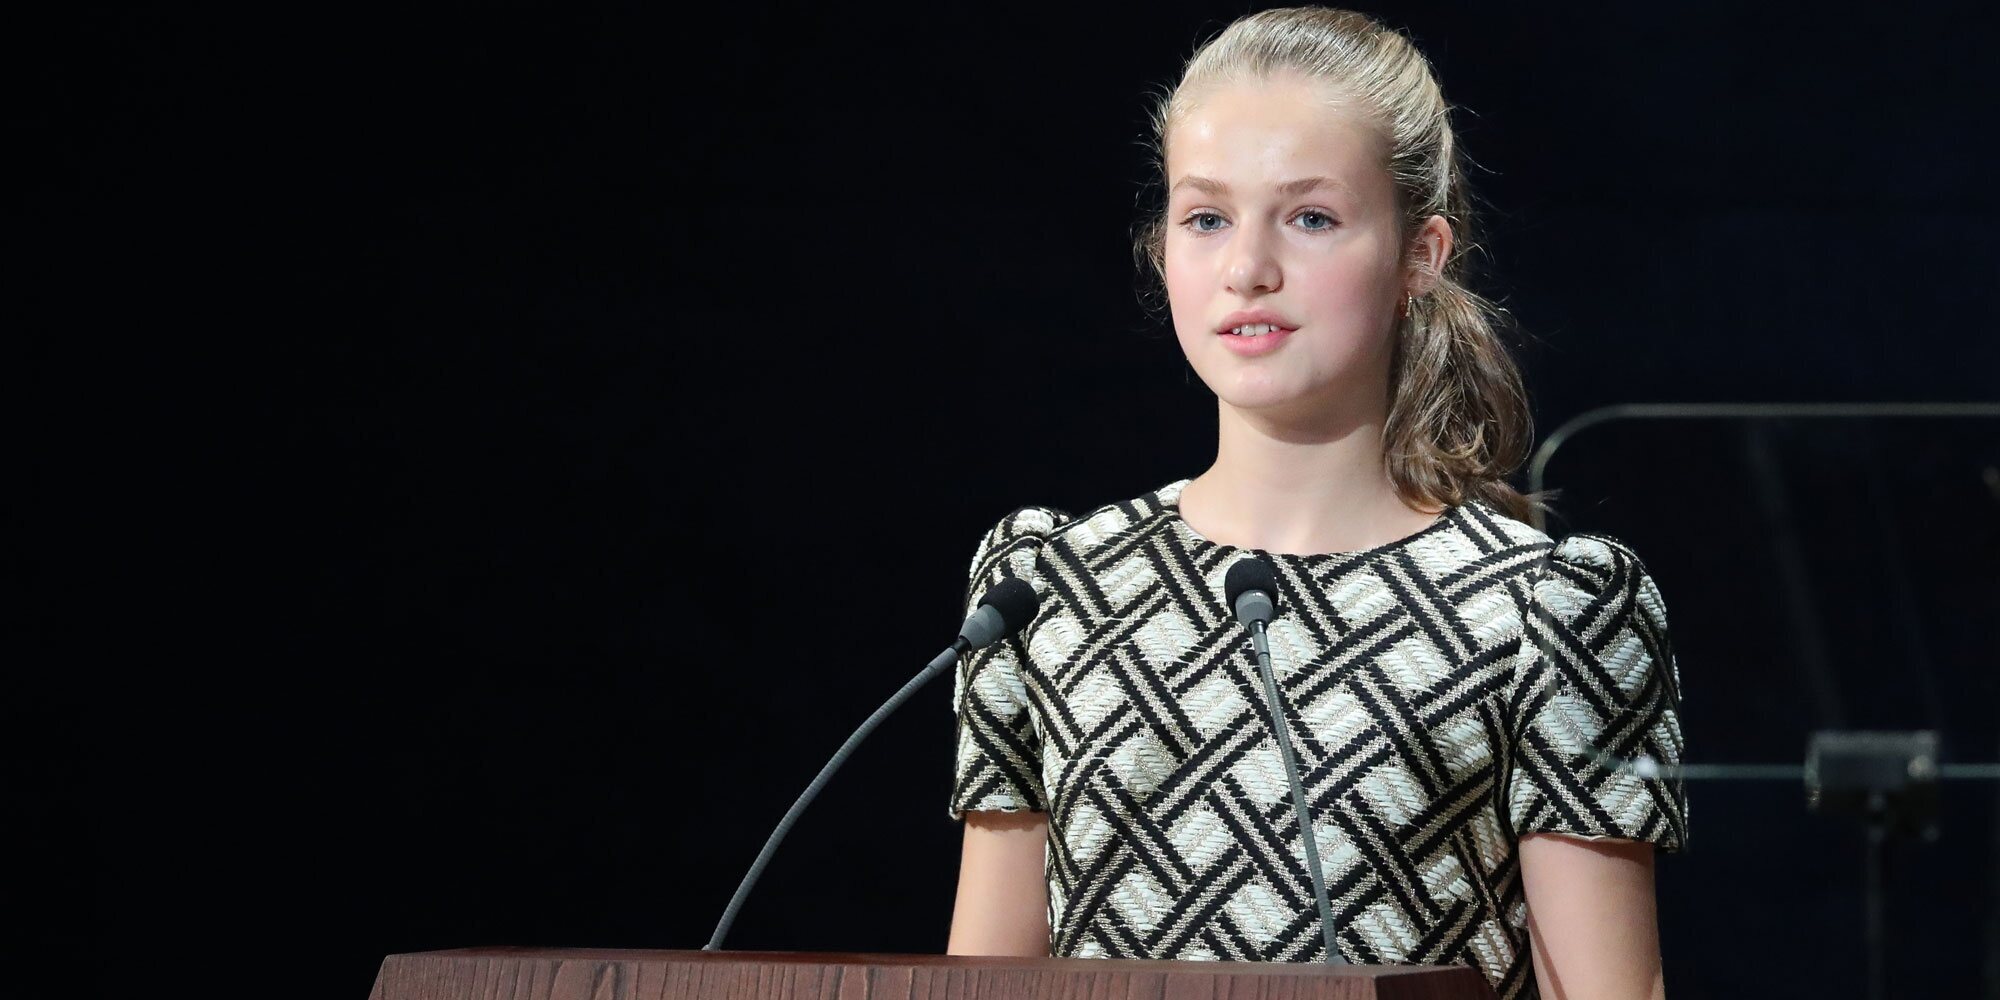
{"left": 1528, "top": 530, "right": 1672, "bottom": 644}
{"left": 1537, "top": 533, "right": 1661, "bottom": 600}
{"left": 1463, "top": 501, "right": 1662, "bottom": 609}
{"left": 971, "top": 505, "right": 1075, "bottom": 549}
{"left": 969, "top": 504, "right": 1074, "bottom": 565}
{"left": 1464, "top": 499, "right": 1672, "bottom": 644}
{"left": 969, "top": 484, "right": 1177, "bottom": 569}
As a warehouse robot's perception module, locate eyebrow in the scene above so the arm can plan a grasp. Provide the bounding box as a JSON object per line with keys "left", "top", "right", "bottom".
{"left": 1169, "top": 175, "right": 1351, "bottom": 199}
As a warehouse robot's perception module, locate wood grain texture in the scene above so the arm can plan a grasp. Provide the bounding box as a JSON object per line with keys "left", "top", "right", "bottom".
{"left": 366, "top": 949, "right": 1497, "bottom": 1000}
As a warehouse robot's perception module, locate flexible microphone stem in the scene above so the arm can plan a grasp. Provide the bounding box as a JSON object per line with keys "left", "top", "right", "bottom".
{"left": 704, "top": 577, "right": 1039, "bottom": 952}
{"left": 1249, "top": 619, "right": 1343, "bottom": 964}
{"left": 703, "top": 642, "right": 963, "bottom": 951}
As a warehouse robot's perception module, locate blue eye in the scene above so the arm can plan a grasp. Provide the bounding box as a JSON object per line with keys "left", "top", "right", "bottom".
{"left": 1185, "top": 211, "right": 1225, "bottom": 233}
{"left": 1177, "top": 208, "right": 1338, "bottom": 234}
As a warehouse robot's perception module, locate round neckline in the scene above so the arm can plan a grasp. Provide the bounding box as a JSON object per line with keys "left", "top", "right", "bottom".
{"left": 1155, "top": 477, "right": 1466, "bottom": 566}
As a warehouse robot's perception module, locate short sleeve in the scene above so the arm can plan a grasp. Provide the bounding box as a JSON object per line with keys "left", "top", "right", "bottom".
{"left": 947, "top": 505, "right": 1071, "bottom": 820}
{"left": 1504, "top": 534, "right": 1688, "bottom": 851}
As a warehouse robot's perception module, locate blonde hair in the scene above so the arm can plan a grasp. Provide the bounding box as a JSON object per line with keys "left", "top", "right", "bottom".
{"left": 1135, "top": 6, "right": 1543, "bottom": 523}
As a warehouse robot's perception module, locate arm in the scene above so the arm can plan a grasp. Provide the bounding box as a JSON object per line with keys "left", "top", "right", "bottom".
{"left": 1519, "top": 832, "right": 1667, "bottom": 1000}
{"left": 946, "top": 809, "right": 1051, "bottom": 956}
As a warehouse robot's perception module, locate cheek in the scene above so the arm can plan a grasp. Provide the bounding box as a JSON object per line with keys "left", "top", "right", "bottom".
{"left": 1163, "top": 235, "right": 1203, "bottom": 294}
{"left": 1163, "top": 243, "right": 1209, "bottom": 343}
{"left": 1295, "top": 247, "right": 1400, "bottom": 327}
{"left": 1301, "top": 240, "right": 1392, "bottom": 296}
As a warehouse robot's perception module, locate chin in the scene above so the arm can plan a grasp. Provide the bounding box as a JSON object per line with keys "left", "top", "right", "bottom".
{"left": 1200, "top": 365, "right": 1301, "bottom": 401}
{"left": 1213, "top": 369, "right": 1369, "bottom": 423}
{"left": 1213, "top": 383, "right": 1325, "bottom": 415}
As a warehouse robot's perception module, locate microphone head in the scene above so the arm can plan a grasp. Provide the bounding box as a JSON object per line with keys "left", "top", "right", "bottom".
{"left": 978, "top": 577, "right": 1041, "bottom": 636}
{"left": 1224, "top": 556, "right": 1280, "bottom": 626}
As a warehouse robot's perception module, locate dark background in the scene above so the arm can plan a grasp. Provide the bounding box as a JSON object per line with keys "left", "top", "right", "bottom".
{"left": 35, "top": 1, "right": 1998, "bottom": 997}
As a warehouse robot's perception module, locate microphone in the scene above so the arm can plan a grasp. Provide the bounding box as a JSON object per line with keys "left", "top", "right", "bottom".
{"left": 1224, "top": 557, "right": 1279, "bottom": 627}
{"left": 1226, "top": 556, "right": 1344, "bottom": 964}
{"left": 704, "top": 577, "right": 1041, "bottom": 951}
{"left": 956, "top": 577, "right": 1039, "bottom": 654}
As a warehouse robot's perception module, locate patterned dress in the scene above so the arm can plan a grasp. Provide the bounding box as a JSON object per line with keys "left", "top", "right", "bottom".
{"left": 948, "top": 478, "right": 1687, "bottom": 1000}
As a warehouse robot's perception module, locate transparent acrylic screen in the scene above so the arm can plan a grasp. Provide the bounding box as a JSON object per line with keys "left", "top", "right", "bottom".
{"left": 1533, "top": 414, "right": 1997, "bottom": 997}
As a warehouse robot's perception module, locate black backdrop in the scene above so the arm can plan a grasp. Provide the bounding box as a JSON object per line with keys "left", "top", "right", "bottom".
{"left": 37, "top": 2, "right": 1999, "bottom": 997}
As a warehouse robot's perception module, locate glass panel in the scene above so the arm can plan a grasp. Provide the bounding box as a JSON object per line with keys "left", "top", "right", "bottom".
{"left": 1530, "top": 408, "right": 1998, "bottom": 997}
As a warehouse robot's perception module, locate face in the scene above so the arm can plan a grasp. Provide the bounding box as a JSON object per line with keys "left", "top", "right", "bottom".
{"left": 1163, "top": 73, "right": 1416, "bottom": 424}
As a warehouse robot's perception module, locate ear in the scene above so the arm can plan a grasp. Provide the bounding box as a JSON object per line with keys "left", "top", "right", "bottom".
{"left": 1405, "top": 214, "right": 1454, "bottom": 297}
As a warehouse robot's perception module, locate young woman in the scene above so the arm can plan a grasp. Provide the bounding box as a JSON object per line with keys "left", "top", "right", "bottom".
{"left": 943, "top": 8, "right": 1685, "bottom": 1000}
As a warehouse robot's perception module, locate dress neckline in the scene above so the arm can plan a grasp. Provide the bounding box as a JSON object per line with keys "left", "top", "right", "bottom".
{"left": 1154, "top": 477, "right": 1466, "bottom": 567}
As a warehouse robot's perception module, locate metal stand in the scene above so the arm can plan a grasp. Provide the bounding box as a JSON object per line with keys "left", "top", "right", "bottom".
{"left": 1863, "top": 797, "right": 1888, "bottom": 1000}
{"left": 1805, "top": 731, "right": 1939, "bottom": 1000}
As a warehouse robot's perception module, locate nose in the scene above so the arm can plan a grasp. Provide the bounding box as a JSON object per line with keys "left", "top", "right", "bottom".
{"left": 1223, "top": 221, "right": 1282, "bottom": 295}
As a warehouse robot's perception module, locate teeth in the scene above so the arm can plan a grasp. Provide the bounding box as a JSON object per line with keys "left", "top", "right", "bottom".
{"left": 1229, "top": 323, "right": 1279, "bottom": 337}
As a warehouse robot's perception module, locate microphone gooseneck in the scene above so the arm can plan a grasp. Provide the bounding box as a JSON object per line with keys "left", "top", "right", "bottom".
{"left": 1226, "top": 556, "right": 1344, "bottom": 964}
{"left": 704, "top": 576, "right": 1041, "bottom": 951}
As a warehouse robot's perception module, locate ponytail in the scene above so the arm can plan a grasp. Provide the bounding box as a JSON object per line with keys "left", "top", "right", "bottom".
{"left": 1386, "top": 278, "right": 1537, "bottom": 522}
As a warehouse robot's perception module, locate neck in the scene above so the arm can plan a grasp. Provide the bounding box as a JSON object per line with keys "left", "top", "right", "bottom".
{"left": 1180, "top": 395, "right": 1443, "bottom": 557}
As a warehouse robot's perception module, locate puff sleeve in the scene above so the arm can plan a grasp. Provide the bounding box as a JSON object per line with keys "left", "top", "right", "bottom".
{"left": 1504, "top": 534, "right": 1688, "bottom": 851}
{"left": 947, "top": 505, "right": 1072, "bottom": 820}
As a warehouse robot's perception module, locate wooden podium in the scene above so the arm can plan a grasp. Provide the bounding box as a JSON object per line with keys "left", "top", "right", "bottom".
{"left": 368, "top": 947, "right": 1498, "bottom": 999}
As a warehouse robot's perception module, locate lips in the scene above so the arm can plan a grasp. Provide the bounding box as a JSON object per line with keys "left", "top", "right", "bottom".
{"left": 1216, "top": 325, "right": 1292, "bottom": 357}
{"left": 1220, "top": 322, "right": 1291, "bottom": 338}
{"left": 1208, "top": 308, "right": 1298, "bottom": 356}
{"left": 1214, "top": 309, "right": 1298, "bottom": 336}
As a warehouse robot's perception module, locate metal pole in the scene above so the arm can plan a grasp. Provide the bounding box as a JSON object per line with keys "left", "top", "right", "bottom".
{"left": 1864, "top": 798, "right": 1888, "bottom": 1000}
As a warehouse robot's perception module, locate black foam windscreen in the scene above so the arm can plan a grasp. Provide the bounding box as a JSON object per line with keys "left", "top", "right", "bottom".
{"left": 978, "top": 577, "right": 1041, "bottom": 636}
{"left": 1224, "top": 556, "right": 1280, "bottom": 614}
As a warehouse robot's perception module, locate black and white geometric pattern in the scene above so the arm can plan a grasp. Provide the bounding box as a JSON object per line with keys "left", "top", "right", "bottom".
{"left": 949, "top": 478, "right": 1686, "bottom": 1000}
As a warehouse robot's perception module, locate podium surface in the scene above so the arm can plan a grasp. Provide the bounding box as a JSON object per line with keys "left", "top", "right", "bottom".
{"left": 369, "top": 947, "right": 1498, "bottom": 999}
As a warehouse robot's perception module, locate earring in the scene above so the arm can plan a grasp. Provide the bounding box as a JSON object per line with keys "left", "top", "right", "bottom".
{"left": 1405, "top": 294, "right": 1416, "bottom": 321}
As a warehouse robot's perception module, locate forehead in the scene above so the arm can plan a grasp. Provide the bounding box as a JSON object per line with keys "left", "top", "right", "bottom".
{"left": 1165, "top": 74, "right": 1388, "bottom": 196}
